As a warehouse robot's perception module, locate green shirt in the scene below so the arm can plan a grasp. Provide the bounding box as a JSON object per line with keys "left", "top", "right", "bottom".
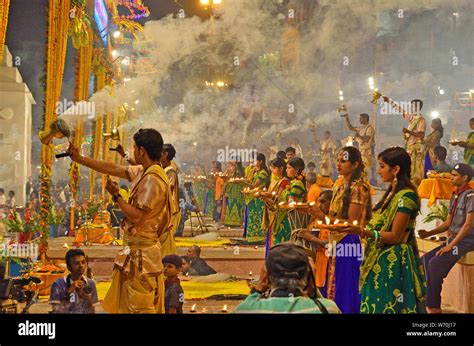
{"left": 233, "top": 293, "right": 341, "bottom": 314}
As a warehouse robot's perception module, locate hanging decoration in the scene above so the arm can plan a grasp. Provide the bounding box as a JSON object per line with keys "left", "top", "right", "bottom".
{"left": 68, "top": 0, "right": 91, "bottom": 49}
{"left": 39, "top": 0, "right": 70, "bottom": 264}
{"left": 69, "top": 27, "right": 93, "bottom": 234}
{"left": 106, "top": 0, "right": 149, "bottom": 35}
{"left": 0, "top": 0, "right": 10, "bottom": 64}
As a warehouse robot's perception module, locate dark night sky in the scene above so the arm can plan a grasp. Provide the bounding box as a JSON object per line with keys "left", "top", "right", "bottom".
{"left": 5, "top": 0, "right": 203, "bottom": 164}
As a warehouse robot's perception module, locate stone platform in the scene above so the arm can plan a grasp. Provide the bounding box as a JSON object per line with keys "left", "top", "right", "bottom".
{"left": 47, "top": 235, "right": 265, "bottom": 278}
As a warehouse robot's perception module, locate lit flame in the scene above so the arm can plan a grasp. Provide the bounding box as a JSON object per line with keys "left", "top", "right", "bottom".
{"left": 191, "top": 304, "right": 196, "bottom": 311}
{"left": 63, "top": 243, "right": 69, "bottom": 249}
{"left": 334, "top": 219, "right": 339, "bottom": 225}
{"left": 353, "top": 220, "right": 358, "bottom": 226}
{"left": 279, "top": 202, "right": 285, "bottom": 206}
{"left": 325, "top": 216, "right": 330, "bottom": 225}
{"left": 309, "top": 201, "right": 315, "bottom": 206}
{"left": 317, "top": 220, "right": 323, "bottom": 225}
{"left": 249, "top": 271, "right": 253, "bottom": 276}
{"left": 222, "top": 304, "right": 228, "bottom": 312}
{"left": 272, "top": 191, "right": 276, "bottom": 195}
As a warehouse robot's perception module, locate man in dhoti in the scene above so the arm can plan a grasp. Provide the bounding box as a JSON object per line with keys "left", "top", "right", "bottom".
{"left": 342, "top": 112, "right": 375, "bottom": 181}
{"left": 319, "top": 131, "right": 337, "bottom": 177}
{"left": 69, "top": 128, "right": 175, "bottom": 313}
{"left": 159, "top": 143, "right": 180, "bottom": 257}
{"left": 383, "top": 97, "right": 426, "bottom": 185}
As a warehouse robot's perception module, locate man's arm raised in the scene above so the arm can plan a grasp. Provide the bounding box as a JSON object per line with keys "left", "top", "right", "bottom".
{"left": 69, "top": 143, "right": 129, "bottom": 180}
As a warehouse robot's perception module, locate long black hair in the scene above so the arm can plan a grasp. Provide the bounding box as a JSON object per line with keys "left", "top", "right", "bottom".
{"left": 373, "top": 147, "right": 419, "bottom": 212}
{"left": 287, "top": 157, "right": 306, "bottom": 186}
{"left": 431, "top": 118, "right": 444, "bottom": 139}
{"left": 270, "top": 157, "right": 287, "bottom": 178}
{"left": 339, "top": 147, "right": 372, "bottom": 221}
{"left": 234, "top": 156, "right": 244, "bottom": 178}
{"left": 257, "top": 153, "right": 269, "bottom": 175}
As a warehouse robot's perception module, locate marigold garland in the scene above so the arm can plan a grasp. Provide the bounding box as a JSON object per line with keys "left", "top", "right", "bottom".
{"left": 0, "top": 0, "right": 10, "bottom": 64}
{"left": 40, "top": 0, "right": 70, "bottom": 264}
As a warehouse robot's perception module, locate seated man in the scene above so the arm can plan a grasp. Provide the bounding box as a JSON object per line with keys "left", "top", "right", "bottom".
{"left": 185, "top": 245, "right": 216, "bottom": 276}
{"left": 234, "top": 242, "right": 340, "bottom": 313}
{"left": 419, "top": 163, "right": 474, "bottom": 313}
{"left": 50, "top": 249, "right": 98, "bottom": 313}
{"left": 432, "top": 146, "right": 451, "bottom": 173}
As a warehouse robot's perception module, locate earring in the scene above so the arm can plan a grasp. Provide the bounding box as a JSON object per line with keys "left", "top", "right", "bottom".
{"left": 393, "top": 175, "right": 398, "bottom": 186}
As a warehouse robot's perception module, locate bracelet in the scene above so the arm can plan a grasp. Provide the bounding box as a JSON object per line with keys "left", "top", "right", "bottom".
{"left": 372, "top": 230, "right": 380, "bottom": 243}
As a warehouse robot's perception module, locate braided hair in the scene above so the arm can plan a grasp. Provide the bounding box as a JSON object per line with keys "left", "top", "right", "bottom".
{"left": 373, "top": 147, "right": 419, "bottom": 212}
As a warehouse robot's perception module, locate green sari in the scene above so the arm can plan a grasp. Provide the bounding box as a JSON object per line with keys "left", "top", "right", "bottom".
{"left": 204, "top": 178, "right": 215, "bottom": 218}
{"left": 224, "top": 181, "right": 246, "bottom": 227}
{"left": 245, "top": 169, "right": 269, "bottom": 242}
{"left": 193, "top": 180, "right": 207, "bottom": 211}
{"left": 360, "top": 189, "right": 427, "bottom": 314}
{"left": 274, "top": 179, "right": 306, "bottom": 244}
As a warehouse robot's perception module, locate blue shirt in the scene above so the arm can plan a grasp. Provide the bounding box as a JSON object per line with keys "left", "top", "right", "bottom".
{"left": 49, "top": 275, "right": 98, "bottom": 313}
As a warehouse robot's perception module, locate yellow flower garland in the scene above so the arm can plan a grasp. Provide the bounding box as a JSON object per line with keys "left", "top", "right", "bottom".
{"left": 0, "top": 0, "right": 10, "bottom": 64}
{"left": 40, "top": 0, "right": 70, "bottom": 263}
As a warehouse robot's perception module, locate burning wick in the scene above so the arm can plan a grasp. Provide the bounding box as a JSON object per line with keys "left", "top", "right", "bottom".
{"left": 334, "top": 219, "right": 339, "bottom": 225}
{"left": 190, "top": 304, "right": 196, "bottom": 312}
{"left": 309, "top": 201, "right": 315, "bottom": 206}
{"left": 317, "top": 220, "right": 323, "bottom": 225}
{"left": 353, "top": 220, "right": 358, "bottom": 226}
{"left": 278, "top": 202, "right": 285, "bottom": 206}
{"left": 185, "top": 272, "right": 189, "bottom": 277}
{"left": 254, "top": 245, "right": 258, "bottom": 249}
{"left": 222, "top": 304, "right": 228, "bottom": 313}
{"left": 325, "top": 216, "right": 330, "bottom": 225}
{"left": 63, "top": 243, "right": 69, "bottom": 249}
{"left": 249, "top": 271, "right": 253, "bottom": 277}
{"left": 272, "top": 191, "right": 276, "bottom": 196}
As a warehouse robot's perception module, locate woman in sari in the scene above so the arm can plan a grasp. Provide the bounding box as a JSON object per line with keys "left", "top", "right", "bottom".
{"left": 204, "top": 161, "right": 221, "bottom": 219}
{"left": 244, "top": 153, "right": 270, "bottom": 243}
{"left": 260, "top": 158, "right": 290, "bottom": 254}
{"left": 222, "top": 159, "right": 246, "bottom": 227}
{"left": 423, "top": 118, "right": 443, "bottom": 177}
{"left": 308, "top": 147, "right": 372, "bottom": 313}
{"left": 339, "top": 147, "right": 427, "bottom": 313}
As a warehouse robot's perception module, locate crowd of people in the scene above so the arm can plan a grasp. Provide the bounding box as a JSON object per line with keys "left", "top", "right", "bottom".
{"left": 2, "top": 95, "right": 473, "bottom": 315}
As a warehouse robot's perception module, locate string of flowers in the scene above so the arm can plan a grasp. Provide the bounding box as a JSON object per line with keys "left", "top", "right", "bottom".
{"left": 69, "top": 28, "right": 93, "bottom": 234}
{"left": 68, "top": 0, "right": 91, "bottom": 49}
{"left": 40, "top": 0, "right": 71, "bottom": 264}
{"left": 0, "top": 0, "right": 10, "bottom": 64}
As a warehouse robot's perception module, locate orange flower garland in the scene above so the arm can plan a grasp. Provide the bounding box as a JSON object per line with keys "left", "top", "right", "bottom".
{"left": 40, "top": 0, "right": 70, "bottom": 264}
{"left": 69, "top": 28, "right": 93, "bottom": 232}
{"left": 0, "top": 0, "right": 10, "bottom": 64}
